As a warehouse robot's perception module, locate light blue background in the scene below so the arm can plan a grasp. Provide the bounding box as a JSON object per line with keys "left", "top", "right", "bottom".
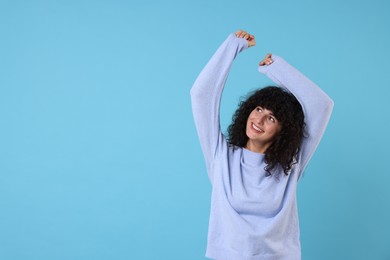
{"left": 1, "top": 0, "right": 389, "bottom": 259}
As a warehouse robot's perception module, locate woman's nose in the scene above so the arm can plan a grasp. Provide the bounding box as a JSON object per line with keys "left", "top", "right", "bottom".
{"left": 256, "top": 115, "right": 265, "bottom": 125}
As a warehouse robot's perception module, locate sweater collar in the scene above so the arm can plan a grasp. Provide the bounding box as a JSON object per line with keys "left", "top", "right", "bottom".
{"left": 242, "top": 147, "right": 265, "bottom": 167}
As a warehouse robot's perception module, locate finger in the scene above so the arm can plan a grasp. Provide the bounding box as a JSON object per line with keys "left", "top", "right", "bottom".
{"left": 239, "top": 31, "right": 247, "bottom": 38}
{"left": 259, "top": 59, "right": 266, "bottom": 66}
{"left": 259, "top": 57, "right": 273, "bottom": 66}
{"left": 236, "top": 30, "right": 243, "bottom": 37}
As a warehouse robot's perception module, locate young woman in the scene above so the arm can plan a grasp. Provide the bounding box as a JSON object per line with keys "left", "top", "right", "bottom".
{"left": 190, "top": 30, "right": 334, "bottom": 260}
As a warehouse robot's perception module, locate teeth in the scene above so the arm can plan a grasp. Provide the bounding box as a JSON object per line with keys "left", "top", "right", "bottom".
{"left": 252, "top": 123, "right": 263, "bottom": 132}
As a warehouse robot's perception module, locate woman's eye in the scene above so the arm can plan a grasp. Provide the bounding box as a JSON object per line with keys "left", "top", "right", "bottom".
{"left": 257, "top": 107, "right": 262, "bottom": 112}
{"left": 269, "top": 117, "right": 275, "bottom": 122}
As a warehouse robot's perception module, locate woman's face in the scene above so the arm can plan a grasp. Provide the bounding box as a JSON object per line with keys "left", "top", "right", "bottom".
{"left": 245, "top": 106, "right": 282, "bottom": 153}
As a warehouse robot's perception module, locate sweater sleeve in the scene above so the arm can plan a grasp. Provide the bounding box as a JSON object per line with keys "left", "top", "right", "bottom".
{"left": 258, "top": 55, "right": 334, "bottom": 178}
{"left": 190, "top": 34, "right": 248, "bottom": 182}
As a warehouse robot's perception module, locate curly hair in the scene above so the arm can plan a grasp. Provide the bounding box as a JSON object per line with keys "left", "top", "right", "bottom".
{"left": 227, "top": 86, "right": 305, "bottom": 177}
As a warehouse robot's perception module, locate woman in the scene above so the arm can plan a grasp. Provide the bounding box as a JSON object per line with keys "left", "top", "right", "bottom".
{"left": 190, "top": 30, "right": 333, "bottom": 260}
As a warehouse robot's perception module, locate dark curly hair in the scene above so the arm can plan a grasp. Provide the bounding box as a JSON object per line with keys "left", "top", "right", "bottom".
{"left": 227, "top": 86, "right": 305, "bottom": 177}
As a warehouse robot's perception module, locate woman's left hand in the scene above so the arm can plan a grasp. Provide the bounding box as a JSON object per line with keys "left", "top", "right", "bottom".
{"left": 259, "top": 53, "right": 273, "bottom": 66}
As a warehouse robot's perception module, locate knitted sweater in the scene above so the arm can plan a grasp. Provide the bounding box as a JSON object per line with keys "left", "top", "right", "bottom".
{"left": 190, "top": 33, "right": 334, "bottom": 260}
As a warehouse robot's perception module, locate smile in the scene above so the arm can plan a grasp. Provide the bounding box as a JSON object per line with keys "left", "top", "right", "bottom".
{"left": 252, "top": 123, "right": 264, "bottom": 133}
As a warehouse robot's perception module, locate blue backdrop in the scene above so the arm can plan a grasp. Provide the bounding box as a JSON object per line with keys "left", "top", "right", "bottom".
{"left": 1, "top": 0, "right": 389, "bottom": 259}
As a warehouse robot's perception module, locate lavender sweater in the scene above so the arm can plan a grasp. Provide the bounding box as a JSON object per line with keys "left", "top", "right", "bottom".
{"left": 190, "top": 34, "right": 334, "bottom": 260}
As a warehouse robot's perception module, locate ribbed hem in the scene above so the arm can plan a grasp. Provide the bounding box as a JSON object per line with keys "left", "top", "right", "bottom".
{"left": 206, "top": 244, "right": 299, "bottom": 260}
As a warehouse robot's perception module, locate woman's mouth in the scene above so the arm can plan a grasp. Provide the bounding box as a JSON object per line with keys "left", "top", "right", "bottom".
{"left": 252, "top": 123, "right": 264, "bottom": 133}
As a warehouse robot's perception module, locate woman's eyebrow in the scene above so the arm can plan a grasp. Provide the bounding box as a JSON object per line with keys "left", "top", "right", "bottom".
{"left": 265, "top": 109, "right": 275, "bottom": 116}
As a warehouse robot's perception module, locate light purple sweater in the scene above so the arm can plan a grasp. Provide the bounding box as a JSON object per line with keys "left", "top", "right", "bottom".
{"left": 190, "top": 33, "right": 334, "bottom": 260}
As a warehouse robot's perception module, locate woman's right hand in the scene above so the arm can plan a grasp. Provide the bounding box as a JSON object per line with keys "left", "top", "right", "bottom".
{"left": 235, "top": 30, "right": 256, "bottom": 47}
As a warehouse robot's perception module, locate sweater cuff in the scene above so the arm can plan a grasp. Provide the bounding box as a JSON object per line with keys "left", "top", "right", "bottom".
{"left": 229, "top": 33, "right": 249, "bottom": 50}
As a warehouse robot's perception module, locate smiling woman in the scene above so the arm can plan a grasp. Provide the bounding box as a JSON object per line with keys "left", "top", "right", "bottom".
{"left": 228, "top": 85, "right": 305, "bottom": 176}
{"left": 190, "top": 30, "right": 334, "bottom": 260}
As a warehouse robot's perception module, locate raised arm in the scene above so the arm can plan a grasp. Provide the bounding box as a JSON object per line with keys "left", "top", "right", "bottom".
{"left": 190, "top": 32, "right": 251, "bottom": 181}
{"left": 258, "top": 54, "right": 334, "bottom": 176}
